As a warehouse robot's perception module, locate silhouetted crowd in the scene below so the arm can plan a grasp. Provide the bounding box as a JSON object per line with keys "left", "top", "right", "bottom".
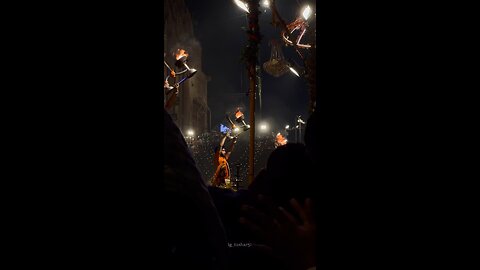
{"left": 165, "top": 108, "right": 319, "bottom": 270}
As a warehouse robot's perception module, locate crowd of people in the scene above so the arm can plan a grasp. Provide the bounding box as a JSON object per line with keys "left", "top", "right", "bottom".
{"left": 164, "top": 106, "right": 319, "bottom": 270}
{"left": 187, "top": 130, "right": 278, "bottom": 189}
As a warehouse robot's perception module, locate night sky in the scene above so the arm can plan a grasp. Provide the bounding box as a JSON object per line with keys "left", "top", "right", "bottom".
{"left": 184, "top": 0, "right": 315, "bottom": 135}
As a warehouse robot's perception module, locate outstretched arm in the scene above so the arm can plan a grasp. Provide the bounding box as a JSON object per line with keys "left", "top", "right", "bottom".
{"left": 225, "top": 137, "right": 237, "bottom": 160}
{"left": 219, "top": 133, "right": 228, "bottom": 148}
{"left": 164, "top": 84, "right": 179, "bottom": 110}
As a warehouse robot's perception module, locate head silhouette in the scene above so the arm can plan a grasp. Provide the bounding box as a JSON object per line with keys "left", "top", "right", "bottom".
{"left": 265, "top": 143, "right": 315, "bottom": 207}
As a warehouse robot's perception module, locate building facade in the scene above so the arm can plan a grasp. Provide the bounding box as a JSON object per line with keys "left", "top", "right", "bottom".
{"left": 164, "top": 0, "right": 210, "bottom": 136}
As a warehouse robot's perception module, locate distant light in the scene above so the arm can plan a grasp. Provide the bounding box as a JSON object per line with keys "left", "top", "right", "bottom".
{"left": 262, "top": 0, "right": 270, "bottom": 8}
{"left": 234, "top": 0, "right": 249, "bottom": 13}
{"left": 302, "top": 5, "right": 312, "bottom": 20}
{"left": 285, "top": 125, "right": 290, "bottom": 129}
{"left": 233, "top": 127, "right": 239, "bottom": 132}
{"left": 289, "top": 66, "right": 300, "bottom": 77}
{"left": 296, "top": 125, "right": 299, "bottom": 128}
{"left": 259, "top": 123, "right": 268, "bottom": 131}
{"left": 187, "top": 129, "right": 194, "bottom": 136}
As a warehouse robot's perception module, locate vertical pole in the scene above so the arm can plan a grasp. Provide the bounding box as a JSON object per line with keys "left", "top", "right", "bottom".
{"left": 248, "top": 65, "right": 256, "bottom": 185}
{"left": 299, "top": 122, "right": 302, "bottom": 144}
{"left": 294, "top": 116, "right": 297, "bottom": 143}
{"left": 256, "top": 64, "right": 262, "bottom": 119}
{"left": 246, "top": 0, "right": 260, "bottom": 185}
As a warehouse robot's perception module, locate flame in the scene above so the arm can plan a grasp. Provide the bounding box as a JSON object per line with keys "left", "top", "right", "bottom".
{"left": 235, "top": 109, "right": 244, "bottom": 119}
{"left": 276, "top": 133, "right": 287, "bottom": 146}
{"left": 175, "top": 49, "right": 188, "bottom": 60}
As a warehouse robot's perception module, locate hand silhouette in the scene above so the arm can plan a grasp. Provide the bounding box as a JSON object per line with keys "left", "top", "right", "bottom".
{"left": 240, "top": 196, "right": 316, "bottom": 270}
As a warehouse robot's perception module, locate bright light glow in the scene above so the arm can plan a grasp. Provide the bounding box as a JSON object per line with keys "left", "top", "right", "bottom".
{"left": 285, "top": 125, "right": 290, "bottom": 129}
{"left": 262, "top": 0, "right": 270, "bottom": 8}
{"left": 233, "top": 127, "right": 239, "bottom": 132}
{"left": 302, "top": 5, "right": 312, "bottom": 20}
{"left": 259, "top": 123, "right": 268, "bottom": 131}
{"left": 187, "top": 129, "right": 194, "bottom": 136}
{"left": 289, "top": 66, "right": 300, "bottom": 77}
{"left": 234, "top": 0, "right": 249, "bottom": 13}
{"left": 296, "top": 125, "right": 299, "bottom": 128}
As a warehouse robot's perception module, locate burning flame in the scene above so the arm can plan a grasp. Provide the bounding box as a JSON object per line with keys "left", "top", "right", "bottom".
{"left": 175, "top": 49, "right": 188, "bottom": 60}
{"left": 276, "top": 133, "right": 287, "bottom": 146}
{"left": 235, "top": 109, "right": 244, "bottom": 119}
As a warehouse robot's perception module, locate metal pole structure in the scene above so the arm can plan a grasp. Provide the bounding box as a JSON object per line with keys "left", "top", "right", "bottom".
{"left": 244, "top": 13, "right": 262, "bottom": 120}
{"left": 248, "top": 65, "right": 256, "bottom": 185}
{"left": 256, "top": 64, "right": 262, "bottom": 118}
{"left": 299, "top": 122, "right": 302, "bottom": 143}
{"left": 246, "top": 0, "right": 260, "bottom": 185}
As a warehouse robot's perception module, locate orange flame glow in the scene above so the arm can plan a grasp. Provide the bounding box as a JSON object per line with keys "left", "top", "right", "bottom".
{"left": 276, "top": 133, "right": 287, "bottom": 146}
{"left": 175, "top": 49, "right": 188, "bottom": 60}
{"left": 235, "top": 109, "right": 244, "bottom": 119}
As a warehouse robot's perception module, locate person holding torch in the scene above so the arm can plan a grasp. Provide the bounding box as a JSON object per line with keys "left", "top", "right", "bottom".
{"left": 211, "top": 130, "right": 237, "bottom": 189}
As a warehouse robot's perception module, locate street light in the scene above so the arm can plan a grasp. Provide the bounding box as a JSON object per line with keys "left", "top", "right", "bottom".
{"left": 297, "top": 117, "right": 306, "bottom": 125}
{"left": 259, "top": 123, "right": 268, "bottom": 131}
{"left": 287, "top": 58, "right": 304, "bottom": 78}
{"left": 296, "top": 115, "right": 305, "bottom": 143}
{"left": 185, "top": 129, "right": 195, "bottom": 145}
{"left": 302, "top": 5, "right": 312, "bottom": 20}
{"left": 289, "top": 66, "right": 300, "bottom": 77}
{"left": 261, "top": 0, "right": 270, "bottom": 13}
{"left": 233, "top": 0, "right": 249, "bottom": 13}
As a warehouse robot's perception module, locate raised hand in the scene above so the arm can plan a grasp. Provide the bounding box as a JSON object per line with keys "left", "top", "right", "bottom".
{"left": 240, "top": 196, "right": 316, "bottom": 270}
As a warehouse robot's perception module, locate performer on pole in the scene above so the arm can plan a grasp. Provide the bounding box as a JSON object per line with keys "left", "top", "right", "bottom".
{"left": 211, "top": 131, "right": 237, "bottom": 189}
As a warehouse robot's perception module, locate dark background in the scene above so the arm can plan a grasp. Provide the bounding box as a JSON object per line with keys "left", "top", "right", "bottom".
{"left": 3, "top": 1, "right": 468, "bottom": 268}
{"left": 185, "top": 0, "right": 313, "bottom": 131}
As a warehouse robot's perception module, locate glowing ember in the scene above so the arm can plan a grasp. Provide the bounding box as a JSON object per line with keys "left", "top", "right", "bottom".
{"left": 175, "top": 49, "right": 189, "bottom": 60}
{"left": 235, "top": 108, "right": 244, "bottom": 119}
{"left": 275, "top": 133, "right": 287, "bottom": 146}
